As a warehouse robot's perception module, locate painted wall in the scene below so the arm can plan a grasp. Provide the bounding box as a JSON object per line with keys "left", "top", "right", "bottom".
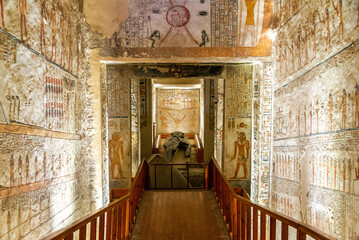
{"left": 272, "top": 0, "right": 359, "bottom": 239}
{"left": 98, "top": 0, "right": 273, "bottom": 58}
{"left": 224, "top": 64, "right": 253, "bottom": 192}
{"left": 105, "top": 67, "right": 132, "bottom": 188}
{"left": 0, "top": 0, "right": 101, "bottom": 239}
{"left": 157, "top": 88, "right": 200, "bottom": 134}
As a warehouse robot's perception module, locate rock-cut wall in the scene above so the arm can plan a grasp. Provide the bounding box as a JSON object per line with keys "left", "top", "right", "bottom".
{"left": 272, "top": 0, "right": 359, "bottom": 239}
{"left": 0, "top": 0, "right": 98, "bottom": 239}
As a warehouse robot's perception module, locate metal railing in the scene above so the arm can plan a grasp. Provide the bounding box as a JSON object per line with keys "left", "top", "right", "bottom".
{"left": 150, "top": 162, "right": 207, "bottom": 189}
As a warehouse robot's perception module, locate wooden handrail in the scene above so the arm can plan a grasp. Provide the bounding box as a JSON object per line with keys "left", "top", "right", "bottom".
{"left": 208, "top": 157, "right": 335, "bottom": 240}
{"left": 42, "top": 158, "right": 149, "bottom": 240}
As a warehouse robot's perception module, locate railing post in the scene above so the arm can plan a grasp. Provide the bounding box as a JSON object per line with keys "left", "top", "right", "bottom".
{"left": 270, "top": 217, "right": 276, "bottom": 240}
{"left": 297, "top": 229, "right": 306, "bottom": 240}
{"left": 282, "top": 222, "right": 289, "bottom": 240}
{"left": 253, "top": 207, "right": 258, "bottom": 240}
{"left": 125, "top": 198, "right": 130, "bottom": 240}
{"left": 233, "top": 198, "right": 238, "bottom": 239}
{"left": 260, "top": 212, "right": 266, "bottom": 240}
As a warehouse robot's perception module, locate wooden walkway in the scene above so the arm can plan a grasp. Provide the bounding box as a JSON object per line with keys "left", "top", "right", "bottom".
{"left": 130, "top": 190, "right": 230, "bottom": 240}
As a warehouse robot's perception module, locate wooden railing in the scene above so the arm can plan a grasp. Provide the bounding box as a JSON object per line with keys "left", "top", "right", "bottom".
{"left": 207, "top": 157, "right": 335, "bottom": 240}
{"left": 42, "top": 159, "right": 149, "bottom": 240}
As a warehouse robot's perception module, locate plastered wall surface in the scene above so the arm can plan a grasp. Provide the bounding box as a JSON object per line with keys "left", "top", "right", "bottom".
{"left": 272, "top": 0, "right": 359, "bottom": 239}
{"left": 157, "top": 88, "right": 200, "bottom": 134}
{"left": 0, "top": 0, "right": 101, "bottom": 239}
{"left": 94, "top": 0, "right": 273, "bottom": 58}
{"left": 224, "top": 64, "right": 253, "bottom": 192}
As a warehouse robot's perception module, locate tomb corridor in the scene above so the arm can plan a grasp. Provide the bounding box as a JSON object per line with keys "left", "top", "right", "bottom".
{"left": 0, "top": 0, "right": 359, "bottom": 239}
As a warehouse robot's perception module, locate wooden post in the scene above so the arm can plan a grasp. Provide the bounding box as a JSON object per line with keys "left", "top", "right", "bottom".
{"left": 253, "top": 208, "right": 258, "bottom": 240}
{"left": 246, "top": 204, "right": 251, "bottom": 240}
{"left": 106, "top": 208, "right": 112, "bottom": 240}
{"left": 233, "top": 198, "right": 238, "bottom": 239}
{"left": 270, "top": 217, "right": 276, "bottom": 239}
{"left": 282, "top": 222, "right": 289, "bottom": 240}
{"left": 125, "top": 198, "right": 130, "bottom": 239}
{"left": 99, "top": 214, "right": 105, "bottom": 240}
{"left": 260, "top": 212, "right": 266, "bottom": 240}
{"left": 90, "top": 218, "right": 97, "bottom": 240}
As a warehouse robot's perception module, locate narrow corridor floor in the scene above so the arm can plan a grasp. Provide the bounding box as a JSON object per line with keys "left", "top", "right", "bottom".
{"left": 130, "top": 190, "right": 230, "bottom": 240}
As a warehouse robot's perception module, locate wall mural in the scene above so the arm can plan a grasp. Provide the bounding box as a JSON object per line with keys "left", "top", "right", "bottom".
{"left": 224, "top": 64, "right": 253, "bottom": 181}
{"left": 0, "top": 0, "right": 84, "bottom": 75}
{"left": 102, "top": 0, "right": 273, "bottom": 57}
{"left": 106, "top": 67, "right": 131, "bottom": 186}
{"left": 251, "top": 63, "right": 273, "bottom": 206}
{"left": 157, "top": 89, "right": 200, "bottom": 134}
{"left": 272, "top": 35, "right": 359, "bottom": 239}
{"left": 274, "top": 0, "right": 359, "bottom": 84}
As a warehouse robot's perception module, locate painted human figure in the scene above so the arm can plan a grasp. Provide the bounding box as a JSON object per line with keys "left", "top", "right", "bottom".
{"left": 355, "top": 157, "right": 359, "bottom": 180}
{"left": 354, "top": 84, "right": 359, "bottom": 127}
{"left": 324, "top": 8, "right": 331, "bottom": 51}
{"left": 230, "top": 132, "right": 250, "bottom": 179}
{"left": 315, "top": 98, "right": 320, "bottom": 133}
{"left": 60, "top": 10, "right": 66, "bottom": 67}
{"left": 10, "top": 154, "right": 14, "bottom": 187}
{"left": 341, "top": 89, "right": 347, "bottom": 129}
{"left": 19, "top": 0, "right": 28, "bottom": 43}
{"left": 109, "top": 132, "right": 125, "bottom": 179}
{"left": 40, "top": 0, "right": 47, "bottom": 56}
{"left": 67, "top": 20, "right": 73, "bottom": 72}
{"left": 199, "top": 30, "right": 209, "bottom": 47}
{"left": 0, "top": 0, "right": 5, "bottom": 30}
{"left": 149, "top": 30, "right": 160, "bottom": 48}
{"left": 297, "top": 106, "right": 300, "bottom": 136}
{"left": 50, "top": 1, "right": 57, "bottom": 61}
{"left": 332, "top": 0, "right": 343, "bottom": 41}
{"left": 309, "top": 102, "right": 313, "bottom": 134}
{"left": 328, "top": 93, "right": 333, "bottom": 131}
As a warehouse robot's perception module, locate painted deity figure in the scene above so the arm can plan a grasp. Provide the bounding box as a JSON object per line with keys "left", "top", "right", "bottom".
{"left": 328, "top": 93, "right": 333, "bottom": 131}
{"left": 60, "top": 10, "right": 66, "bottom": 67}
{"left": 109, "top": 132, "right": 125, "bottom": 179}
{"left": 199, "top": 30, "right": 209, "bottom": 47}
{"left": 355, "top": 157, "right": 359, "bottom": 180}
{"left": 315, "top": 98, "right": 320, "bottom": 133}
{"left": 332, "top": 0, "right": 343, "bottom": 41}
{"left": 0, "top": 0, "right": 5, "bottom": 30}
{"left": 40, "top": 0, "right": 47, "bottom": 56}
{"left": 19, "top": 0, "right": 28, "bottom": 43}
{"left": 354, "top": 84, "right": 359, "bottom": 127}
{"left": 50, "top": 1, "right": 56, "bottom": 61}
{"left": 149, "top": 30, "right": 160, "bottom": 48}
{"left": 67, "top": 20, "right": 73, "bottom": 72}
{"left": 341, "top": 89, "right": 347, "bottom": 129}
{"left": 230, "top": 132, "right": 250, "bottom": 179}
{"left": 324, "top": 8, "right": 331, "bottom": 51}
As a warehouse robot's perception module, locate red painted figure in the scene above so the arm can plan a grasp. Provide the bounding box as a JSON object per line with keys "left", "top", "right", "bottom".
{"left": 40, "top": 0, "right": 46, "bottom": 55}
{"left": 50, "top": 1, "right": 56, "bottom": 61}
{"left": 19, "top": 0, "right": 28, "bottom": 43}
{"left": 0, "top": 0, "right": 5, "bottom": 30}
{"left": 230, "top": 132, "right": 250, "bottom": 179}
{"left": 332, "top": 0, "right": 343, "bottom": 41}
